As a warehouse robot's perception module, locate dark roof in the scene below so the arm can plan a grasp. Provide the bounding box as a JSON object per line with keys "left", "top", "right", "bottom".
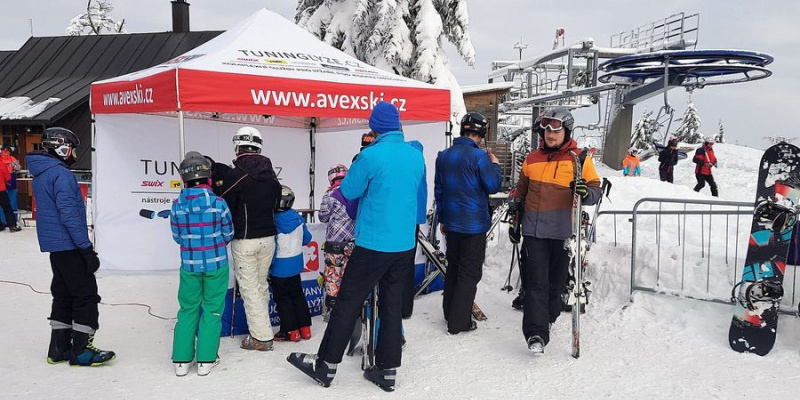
{"left": 0, "top": 31, "right": 221, "bottom": 124}
{"left": 0, "top": 51, "right": 15, "bottom": 70}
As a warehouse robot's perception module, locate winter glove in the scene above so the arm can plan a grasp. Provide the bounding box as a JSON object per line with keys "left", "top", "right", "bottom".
{"left": 570, "top": 179, "right": 589, "bottom": 199}
{"left": 79, "top": 245, "right": 101, "bottom": 274}
{"left": 508, "top": 224, "right": 521, "bottom": 244}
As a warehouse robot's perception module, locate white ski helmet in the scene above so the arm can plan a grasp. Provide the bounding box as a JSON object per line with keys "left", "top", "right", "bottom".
{"left": 233, "top": 126, "right": 263, "bottom": 154}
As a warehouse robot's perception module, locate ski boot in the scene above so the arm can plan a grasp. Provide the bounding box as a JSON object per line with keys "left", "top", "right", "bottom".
{"left": 364, "top": 366, "right": 396, "bottom": 392}
{"left": 287, "top": 353, "right": 337, "bottom": 387}
{"left": 527, "top": 335, "right": 545, "bottom": 355}
{"left": 274, "top": 330, "right": 301, "bottom": 342}
{"left": 299, "top": 326, "right": 312, "bottom": 340}
{"left": 46, "top": 328, "right": 73, "bottom": 364}
{"left": 241, "top": 335, "right": 274, "bottom": 351}
{"left": 69, "top": 331, "right": 115, "bottom": 366}
{"left": 174, "top": 361, "right": 194, "bottom": 376}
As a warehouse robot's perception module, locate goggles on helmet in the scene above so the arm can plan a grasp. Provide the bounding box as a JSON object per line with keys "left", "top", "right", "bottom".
{"left": 540, "top": 117, "right": 564, "bottom": 132}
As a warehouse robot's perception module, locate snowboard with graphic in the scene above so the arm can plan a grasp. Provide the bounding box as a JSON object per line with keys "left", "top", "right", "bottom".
{"left": 728, "top": 142, "right": 800, "bottom": 356}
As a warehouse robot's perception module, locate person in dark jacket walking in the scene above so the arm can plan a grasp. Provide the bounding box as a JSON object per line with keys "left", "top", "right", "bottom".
{"left": 219, "top": 126, "right": 282, "bottom": 351}
{"left": 693, "top": 138, "right": 719, "bottom": 197}
{"left": 28, "top": 127, "right": 115, "bottom": 366}
{"left": 288, "top": 101, "right": 426, "bottom": 392}
{"left": 514, "top": 108, "right": 602, "bottom": 355}
{"left": 434, "top": 112, "right": 502, "bottom": 334}
{"left": 658, "top": 137, "right": 680, "bottom": 183}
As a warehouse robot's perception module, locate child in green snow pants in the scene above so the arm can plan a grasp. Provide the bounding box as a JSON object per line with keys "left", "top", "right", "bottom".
{"left": 172, "top": 265, "right": 229, "bottom": 363}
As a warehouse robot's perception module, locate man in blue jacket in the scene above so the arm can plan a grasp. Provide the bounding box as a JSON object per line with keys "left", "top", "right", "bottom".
{"left": 435, "top": 112, "right": 502, "bottom": 334}
{"left": 28, "top": 127, "right": 115, "bottom": 366}
{"left": 288, "top": 101, "right": 426, "bottom": 392}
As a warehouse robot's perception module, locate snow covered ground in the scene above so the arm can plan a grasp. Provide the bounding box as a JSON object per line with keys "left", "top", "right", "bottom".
{"left": 3, "top": 143, "right": 800, "bottom": 399}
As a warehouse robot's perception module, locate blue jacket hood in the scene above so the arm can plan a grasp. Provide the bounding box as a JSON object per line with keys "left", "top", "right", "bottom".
{"left": 27, "top": 152, "right": 66, "bottom": 177}
{"left": 176, "top": 186, "right": 215, "bottom": 213}
{"left": 275, "top": 209, "right": 304, "bottom": 234}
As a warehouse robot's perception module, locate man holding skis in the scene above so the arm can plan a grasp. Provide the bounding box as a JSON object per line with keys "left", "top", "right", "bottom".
{"left": 513, "top": 107, "right": 602, "bottom": 354}
{"left": 287, "top": 101, "right": 426, "bottom": 392}
{"left": 434, "top": 112, "right": 502, "bottom": 334}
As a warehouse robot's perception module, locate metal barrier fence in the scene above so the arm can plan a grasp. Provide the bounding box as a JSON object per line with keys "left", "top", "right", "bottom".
{"left": 597, "top": 197, "right": 798, "bottom": 315}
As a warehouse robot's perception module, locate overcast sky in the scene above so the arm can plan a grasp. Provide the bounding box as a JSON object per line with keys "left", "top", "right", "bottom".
{"left": 2, "top": 0, "right": 798, "bottom": 149}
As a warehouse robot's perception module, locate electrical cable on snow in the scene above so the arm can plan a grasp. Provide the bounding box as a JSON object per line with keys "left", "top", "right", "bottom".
{"left": 0, "top": 279, "right": 176, "bottom": 321}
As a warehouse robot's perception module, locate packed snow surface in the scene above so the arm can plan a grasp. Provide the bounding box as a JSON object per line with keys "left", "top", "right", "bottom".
{"left": 2, "top": 143, "right": 800, "bottom": 399}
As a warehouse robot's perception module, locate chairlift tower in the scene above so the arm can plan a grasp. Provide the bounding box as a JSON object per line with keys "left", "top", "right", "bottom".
{"left": 488, "top": 12, "right": 773, "bottom": 170}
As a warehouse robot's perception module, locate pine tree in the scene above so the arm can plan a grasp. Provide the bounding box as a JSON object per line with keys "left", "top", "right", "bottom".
{"left": 66, "top": 0, "right": 127, "bottom": 36}
{"left": 714, "top": 119, "right": 725, "bottom": 143}
{"left": 673, "top": 100, "right": 703, "bottom": 144}
{"left": 295, "top": 0, "right": 476, "bottom": 123}
{"left": 630, "top": 109, "right": 657, "bottom": 150}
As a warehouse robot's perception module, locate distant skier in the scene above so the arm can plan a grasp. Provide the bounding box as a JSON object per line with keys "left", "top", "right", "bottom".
{"left": 693, "top": 138, "right": 719, "bottom": 197}
{"left": 287, "top": 101, "right": 426, "bottom": 392}
{"left": 658, "top": 138, "right": 679, "bottom": 183}
{"left": 513, "top": 108, "right": 602, "bottom": 355}
{"left": 28, "top": 127, "right": 115, "bottom": 366}
{"left": 170, "top": 152, "right": 233, "bottom": 376}
{"left": 434, "top": 111, "right": 502, "bottom": 334}
{"left": 622, "top": 147, "right": 641, "bottom": 177}
{"left": 0, "top": 144, "right": 21, "bottom": 231}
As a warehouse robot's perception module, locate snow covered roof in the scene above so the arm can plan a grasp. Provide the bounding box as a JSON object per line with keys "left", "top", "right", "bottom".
{"left": 0, "top": 31, "right": 221, "bottom": 123}
{"left": 461, "top": 82, "right": 515, "bottom": 95}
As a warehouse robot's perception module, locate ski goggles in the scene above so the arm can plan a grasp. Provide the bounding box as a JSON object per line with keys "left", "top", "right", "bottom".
{"left": 539, "top": 117, "right": 564, "bottom": 132}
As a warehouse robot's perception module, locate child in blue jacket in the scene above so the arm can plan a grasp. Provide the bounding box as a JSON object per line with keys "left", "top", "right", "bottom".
{"left": 170, "top": 152, "right": 233, "bottom": 376}
{"left": 271, "top": 185, "right": 313, "bottom": 342}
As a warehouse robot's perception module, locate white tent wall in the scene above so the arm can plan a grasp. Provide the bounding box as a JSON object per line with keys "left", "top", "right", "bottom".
{"left": 93, "top": 113, "right": 312, "bottom": 271}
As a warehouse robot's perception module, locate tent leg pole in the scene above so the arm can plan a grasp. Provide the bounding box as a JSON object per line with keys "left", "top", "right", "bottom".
{"left": 178, "top": 110, "right": 186, "bottom": 159}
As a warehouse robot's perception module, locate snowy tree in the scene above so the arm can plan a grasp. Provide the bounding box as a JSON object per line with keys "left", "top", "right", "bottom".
{"left": 714, "top": 119, "right": 725, "bottom": 143}
{"left": 763, "top": 136, "right": 797, "bottom": 145}
{"left": 630, "top": 109, "right": 657, "bottom": 150}
{"left": 673, "top": 100, "right": 703, "bottom": 144}
{"left": 295, "top": 0, "right": 476, "bottom": 123}
{"left": 66, "top": 0, "right": 127, "bottom": 36}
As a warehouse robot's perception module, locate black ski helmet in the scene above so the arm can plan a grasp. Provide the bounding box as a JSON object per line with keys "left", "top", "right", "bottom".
{"left": 179, "top": 151, "right": 212, "bottom": 185}
{"left": 42, "top": 127, "right": 80, "bottom": 158}
{"left": 279, "top": 185, "right": 295, "bottom": 210}
{"left": 460, "top": 112, "right": 489, "bottom": 138}
{"left": 538, "top": 107, "right": 574, "bottom": 141}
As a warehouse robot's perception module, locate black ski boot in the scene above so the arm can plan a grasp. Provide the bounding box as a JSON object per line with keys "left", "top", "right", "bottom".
{"left": 70, "top": 331, "right": 116, "bottom": 366}
{"left": 47, "top": 328, "right": 73, "bottom": 364}
{"left": 287, "top": 353, "right": 336, "bottom": 387}
{"left": 364, "top": 366, "right": 396, "bottom": 392}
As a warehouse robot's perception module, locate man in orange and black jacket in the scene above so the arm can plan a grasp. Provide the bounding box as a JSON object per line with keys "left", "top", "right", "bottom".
{"left": 512, "top": 107, "right": 602, "bottom": 354}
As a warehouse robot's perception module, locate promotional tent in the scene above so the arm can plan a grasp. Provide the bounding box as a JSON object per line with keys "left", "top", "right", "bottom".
{"left": 89, "top": 8, "right": 450, "bottom": 273}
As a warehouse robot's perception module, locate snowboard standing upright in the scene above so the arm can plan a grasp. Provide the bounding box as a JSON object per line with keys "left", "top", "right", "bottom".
{"left": 729, "top": 142, "right": 800, "bottom": 356}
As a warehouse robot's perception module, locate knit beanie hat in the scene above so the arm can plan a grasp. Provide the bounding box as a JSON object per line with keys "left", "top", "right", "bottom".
{"left": 368, "top": 101, "right": 401, "bottom": 134}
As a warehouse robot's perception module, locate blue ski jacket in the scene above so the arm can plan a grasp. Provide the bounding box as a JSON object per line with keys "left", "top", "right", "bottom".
{"left": 435, "top": 136, "right": 502, "bottom": 234}
{"left": 341, "top": 130, "right": 426, "bottom": 252}
{"left": 27, "top": 152, "right": 93, "bottom": 252}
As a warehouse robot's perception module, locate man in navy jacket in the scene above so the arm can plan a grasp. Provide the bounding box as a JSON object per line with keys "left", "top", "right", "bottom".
{"left": 28, "top": 127, "right": 115, "bottom": 366}
{"left": 435, "top": 112, "right": 502, "bottom": 334}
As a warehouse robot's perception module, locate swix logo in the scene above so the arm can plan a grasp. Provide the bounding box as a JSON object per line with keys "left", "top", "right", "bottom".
{"left": 141, "top": 180, "right": 165, "bottom": 187}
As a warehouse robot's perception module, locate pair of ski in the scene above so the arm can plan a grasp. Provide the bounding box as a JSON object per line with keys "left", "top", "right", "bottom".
{"left": 729, "top": 142, "right": 800, "bottom": 356}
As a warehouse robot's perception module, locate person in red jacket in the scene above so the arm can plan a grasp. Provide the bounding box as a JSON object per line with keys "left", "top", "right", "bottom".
{"left": 693, "top": 138, "right": 718, "bottom": 197}
{"left": 0, "top": 149, "right": 20, "bottom": 232}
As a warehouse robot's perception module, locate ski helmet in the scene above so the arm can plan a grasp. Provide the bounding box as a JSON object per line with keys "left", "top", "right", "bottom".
{"left": 628, "top": 147, "right": 638, "bottom": 156}
{"left": 667, "top": 137, "right": 679, "bottom": 147}
{"left": 179, "top": 151, "right": 212, "bottom": 185}
{"left": 327, "top": 164, "right": 348, "bottom": 187}
{"left": 460, "top": 112, "right": 489, "bottom": 138}
{"left": 538, "top": 107, "right": 574, "bottom": 140}
{"left": 42, "top": 127, "right": 80, "bottom": 158}
{"left": 279, "top": 185, "right": 295, "bottom": 210}
{"left": 233, "top": 126, "right": 263, "bottom": 155}
{"left": 704, "top": 137, "right": 716, "bottom": 145}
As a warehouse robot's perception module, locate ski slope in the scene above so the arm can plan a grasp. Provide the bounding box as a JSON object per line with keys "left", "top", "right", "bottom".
{"left": 2, "top": 143, "right": 800, "bottom": 399}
